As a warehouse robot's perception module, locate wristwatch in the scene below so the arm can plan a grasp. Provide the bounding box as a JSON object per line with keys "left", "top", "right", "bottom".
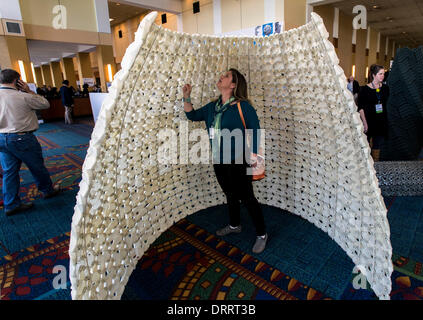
{"left": 183, "top": 97, "right": 191, "bottom": 103}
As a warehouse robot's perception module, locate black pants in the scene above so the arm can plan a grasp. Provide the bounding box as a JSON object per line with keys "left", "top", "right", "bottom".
{"left": 213, "top": 164, "right": 266, "bottom": 236}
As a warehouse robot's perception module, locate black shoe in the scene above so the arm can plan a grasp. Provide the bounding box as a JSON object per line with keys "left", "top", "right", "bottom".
{"left": 216, "top": 225, "right": 242, "bottom": 236}
{"left": 44, "top": 185, "right": 61, "bottom": 199}
{"left": 5, "top": 202, "right": 34, "bottom": 216}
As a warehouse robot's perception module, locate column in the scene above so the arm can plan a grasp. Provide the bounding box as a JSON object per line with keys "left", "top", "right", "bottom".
{"left": 0, "top": 0, "right": 34, "bottom": 83}
{"left": 96, "top": 45, "right": 116, "bottom": 92}
{"left": 40, "top": 64, "right": 53, "bottom": 86}
{"left": 0, "top": 36, "right": 34, "bottom": 83}
{"left": 213, "top": 0, "right": 222, "bottom": 35}
{"left": 60, "top": 57, "right": 78, "bottom": 89}
{"left": 76, "top": 52, "right": 93, "bottom": 90}
{"left": 284, "top": 0, "right": 306, "bottom": 31}
{"left": 264, "top": 0, "right": 276, "bottom": 23}
{"left": 332, "top": 7, "right": 339, "bottom": 55}
{"left": 49, "top": 61, "right": 63, "bottom": 88}
{"left": 392, "top": 41, "right": 396, "bottom": 60}
{"left": 351, "top": 28, "right": 357, "bottom": 78}
{"left": 34, "top": 66, "right": 43, "bottom": 86}
{"left": 365, "top": 27, "right": 371, "bottom": 82}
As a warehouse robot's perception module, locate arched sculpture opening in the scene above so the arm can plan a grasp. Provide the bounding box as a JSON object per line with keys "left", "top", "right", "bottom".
{"left": 69, "top": 12, "right": 393, "bottom": 300}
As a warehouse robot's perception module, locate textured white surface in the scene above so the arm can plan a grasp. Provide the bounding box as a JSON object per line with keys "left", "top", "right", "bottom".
{"left": 69, "top": 11, "right": 393, "bottom": 300}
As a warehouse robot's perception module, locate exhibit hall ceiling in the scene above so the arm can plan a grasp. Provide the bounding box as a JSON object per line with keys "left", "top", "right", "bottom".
{"left": 108, "top": 1, "right": 150, "bottom": 26}
{"left": 312, "top": 0, "right": 423, "bottom": 47}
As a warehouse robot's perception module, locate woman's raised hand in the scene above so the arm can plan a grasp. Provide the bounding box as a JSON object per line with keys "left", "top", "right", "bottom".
{"left": 182, "top": 84, "right": 194, "bottom": 112}
{"left": 182, "top": 84, "right": 192, "bottom": 98}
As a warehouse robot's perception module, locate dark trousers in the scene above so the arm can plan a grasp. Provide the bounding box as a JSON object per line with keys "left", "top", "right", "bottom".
{"left": 213, "top": 163, "right": 266, "bottom": 236}
{"left": 0, "top": 132, "right": 54, "bottom": 211}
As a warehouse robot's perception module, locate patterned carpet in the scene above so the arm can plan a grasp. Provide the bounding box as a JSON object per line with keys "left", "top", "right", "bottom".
{"left": 2, "top": 205, "right": 423, "bottom": 300}
{"left": 122, "top": 218, "right": 331, "bottom": 300}
{"left": 0, "top": 122, "right": 88, "bottom": 257}
{"left": 1, "top": 118, "right": 423, "bottom": 300}
{"left": 0, "top": 233, "right": 70, "bottom": 300}
{"left": 124, "top": 197, "right": 423, "bottom": 301}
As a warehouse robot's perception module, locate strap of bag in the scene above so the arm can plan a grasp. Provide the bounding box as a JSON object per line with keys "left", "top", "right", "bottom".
{"left": 237, "top": 101, "right": 246, "bottom": 129}
{"left": 237, "top": 101, "right": 265, "bottom": 180}
{"left": 237, "top": 101, "right": 252, "bottom": 150}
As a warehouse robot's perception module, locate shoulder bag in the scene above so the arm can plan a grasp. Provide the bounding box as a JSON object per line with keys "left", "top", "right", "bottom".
{"left": 237, "top": 101, "right": 265, "bottom": 181}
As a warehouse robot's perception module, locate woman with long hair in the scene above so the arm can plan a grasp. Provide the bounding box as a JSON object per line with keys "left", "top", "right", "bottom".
{"left": 182, "top": 68, "right": 267, "bottom": 254}
{"left": 357, "top": 64, "right": 390, "bottom": 160}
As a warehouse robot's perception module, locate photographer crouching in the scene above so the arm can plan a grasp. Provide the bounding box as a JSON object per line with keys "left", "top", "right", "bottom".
{"left": 0, "top": 69, "right": 60, "bottom": 216}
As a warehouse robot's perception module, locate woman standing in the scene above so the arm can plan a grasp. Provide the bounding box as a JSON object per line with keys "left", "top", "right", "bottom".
{"left": 182, "top": 69, "right": 268, "bottom": 254}
{"left": 357, "top": 64, "right": 390, "bottom": 160}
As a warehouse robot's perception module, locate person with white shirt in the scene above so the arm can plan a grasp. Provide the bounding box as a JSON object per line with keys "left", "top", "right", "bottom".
{"left": 0, "top": 69, "right": 60, "bottom": 216}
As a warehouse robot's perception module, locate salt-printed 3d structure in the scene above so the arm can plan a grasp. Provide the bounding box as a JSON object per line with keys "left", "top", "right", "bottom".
{"left": 69, "top": 12, "right": 393, "bottom": 300}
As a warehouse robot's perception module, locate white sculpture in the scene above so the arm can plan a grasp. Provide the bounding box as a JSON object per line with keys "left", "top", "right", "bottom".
{"left": 69, "top": 11, "right": 393, "bottom": 300}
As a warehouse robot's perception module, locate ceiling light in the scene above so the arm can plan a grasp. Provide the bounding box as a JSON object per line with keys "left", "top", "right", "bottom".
{"left": 107, "top": 64, "right": 114, "bottom": 82}
{"left": 31, "top": 62, "right": 37, "bottom": 84}
{"left": 109, "top": 18, "right": 114, "bottom": 22}
{"left": 116, "top": 3, "right": 120, "bottom": 5}
{"left": 18, "top": 60, "right": 27, "bottom": 82}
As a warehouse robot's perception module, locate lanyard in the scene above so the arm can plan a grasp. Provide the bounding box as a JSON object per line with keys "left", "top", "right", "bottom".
{"left": 371, "top": 82, "right": 382, "bottom": 103}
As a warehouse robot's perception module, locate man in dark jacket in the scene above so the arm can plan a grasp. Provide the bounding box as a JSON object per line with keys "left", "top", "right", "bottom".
{"left": 59, "top": 80, "right": 74, "bottom": 124}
